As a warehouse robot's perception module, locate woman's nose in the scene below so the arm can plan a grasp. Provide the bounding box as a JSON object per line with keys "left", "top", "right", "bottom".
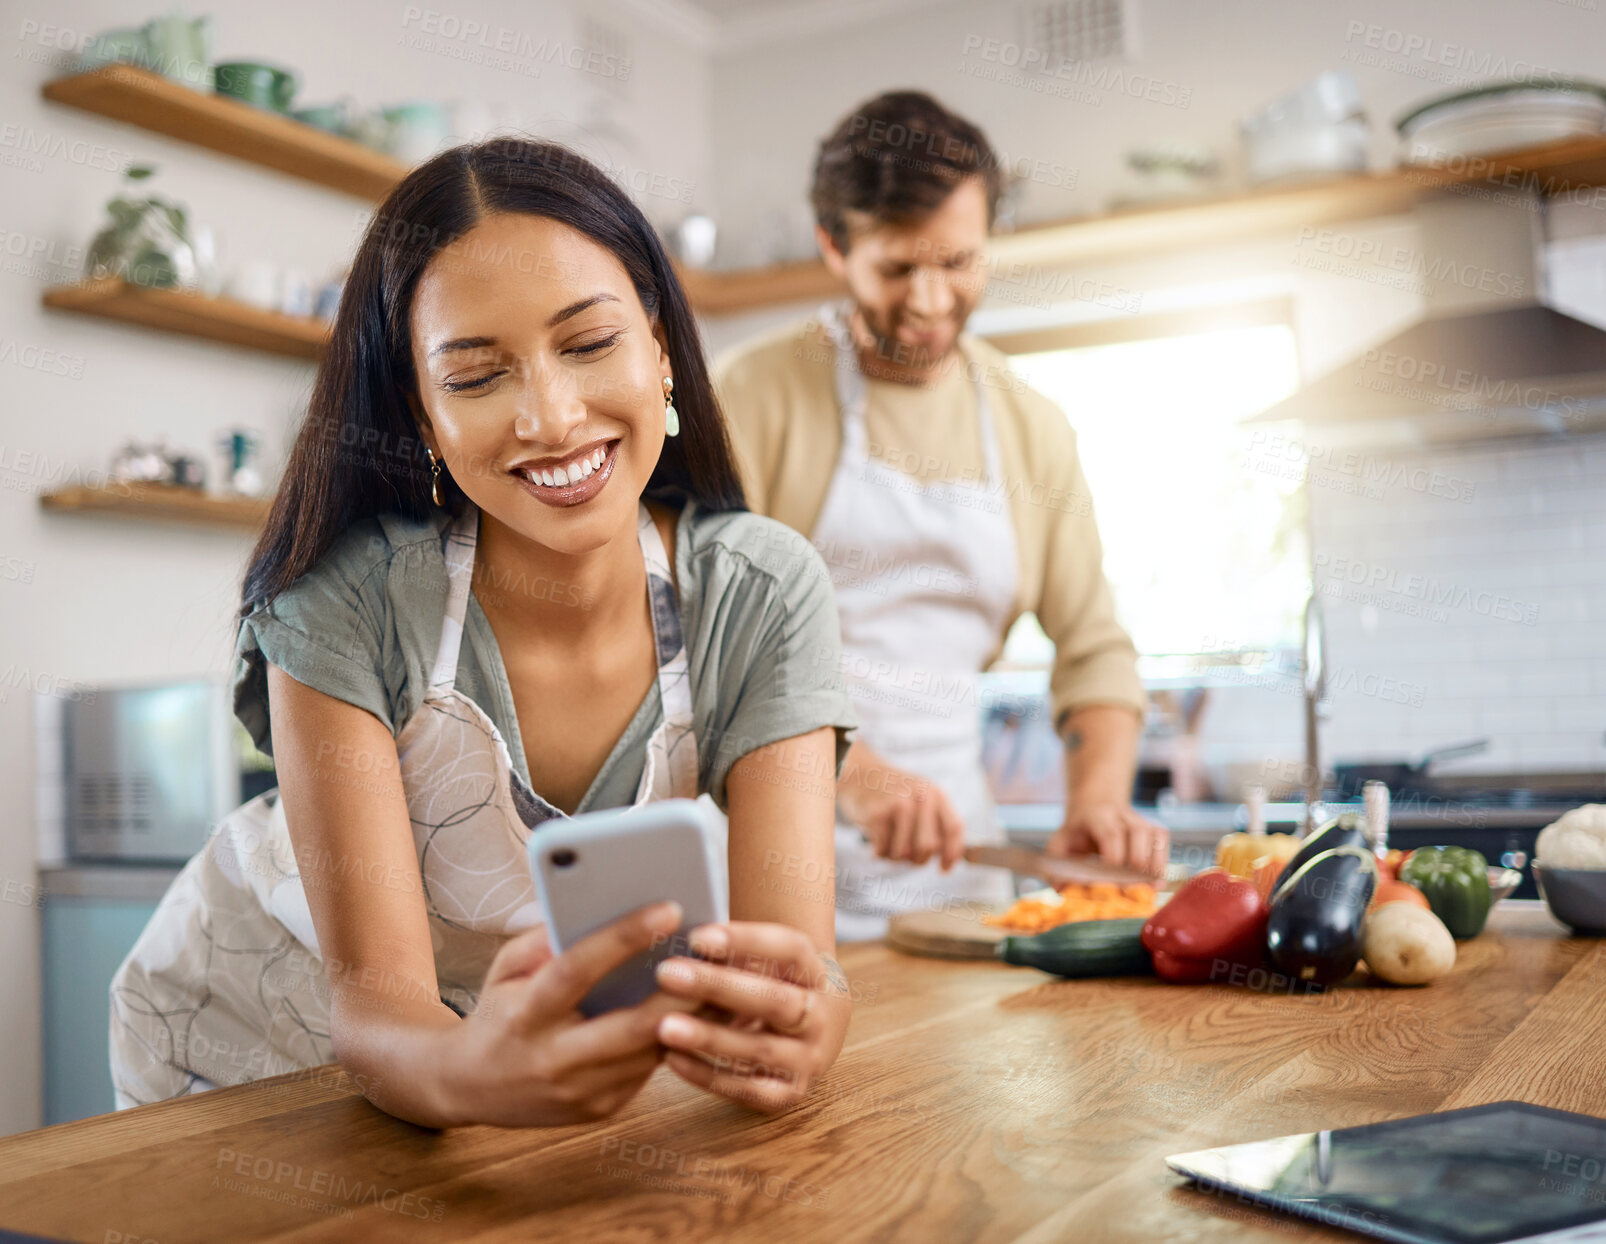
{"left": 512, "top": 361, "right": 587, "bottom": 444}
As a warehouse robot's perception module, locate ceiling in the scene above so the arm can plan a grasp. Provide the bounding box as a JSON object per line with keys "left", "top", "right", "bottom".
{"left": 674, "top": 0, "right": 801, "bottom": 17}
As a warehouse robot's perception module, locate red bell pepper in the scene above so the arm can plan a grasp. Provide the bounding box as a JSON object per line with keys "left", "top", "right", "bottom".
{"left": 1141, "top": 868, "right": 1269, "bottom": 983}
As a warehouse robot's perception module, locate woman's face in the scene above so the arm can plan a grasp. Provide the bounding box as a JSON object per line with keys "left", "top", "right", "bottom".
{"left": 409, "top": 211, "right": 671, "bottom": 555}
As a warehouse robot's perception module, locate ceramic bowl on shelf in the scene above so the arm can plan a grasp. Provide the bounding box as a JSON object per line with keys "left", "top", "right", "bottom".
{"left": 1395, "top": 80, "right": 1606, "bottom": 164}
{"left": 214, "top": 61, "right": 298, "bottom": 113}
{"left": 291, "top": 100, "right": 355, "bottom": 136}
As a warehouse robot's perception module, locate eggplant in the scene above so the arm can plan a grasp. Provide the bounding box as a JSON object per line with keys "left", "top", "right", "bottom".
{"left": 1265, "top": 845, "right": 1378, "bottom": 987}
{"left": 1282, "top": 811, "right": 1370, "bottom": 880}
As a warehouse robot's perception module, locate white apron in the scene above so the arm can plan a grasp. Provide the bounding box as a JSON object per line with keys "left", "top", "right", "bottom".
{"left": 109, "top": 502, "right": 699, "bottom": 1107}
{"left": 811, "top": 303, "right": 1021, "bottom": 941}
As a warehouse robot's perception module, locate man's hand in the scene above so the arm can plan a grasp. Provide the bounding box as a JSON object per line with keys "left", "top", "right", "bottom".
{"left": 1050, "top": 705, "right": 1165, "bottom": 877}
{"left": 1047, "top": 803, "right": 1169, "bottom": 878}
{"left": 837, "top": 741, "right": 965, "bottom": 870}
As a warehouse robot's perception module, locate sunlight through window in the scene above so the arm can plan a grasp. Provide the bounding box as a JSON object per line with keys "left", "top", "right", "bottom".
{"left": 1003, "top": 323, "right": 1306, "bottom": 663}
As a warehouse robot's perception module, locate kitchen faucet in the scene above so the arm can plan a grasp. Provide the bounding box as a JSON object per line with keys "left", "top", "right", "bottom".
{"left": 1302, "top": 589, "right": 1328, "bottom": 835}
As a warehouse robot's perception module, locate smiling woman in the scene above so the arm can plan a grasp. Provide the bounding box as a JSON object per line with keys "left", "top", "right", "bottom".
{"left": 107, "top": 139, "right": 859, "bottom": 1128}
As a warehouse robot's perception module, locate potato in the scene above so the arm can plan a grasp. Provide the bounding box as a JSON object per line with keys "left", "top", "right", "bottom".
{"left": 1362, "top": 903, "right": 1456, "bottom": 985}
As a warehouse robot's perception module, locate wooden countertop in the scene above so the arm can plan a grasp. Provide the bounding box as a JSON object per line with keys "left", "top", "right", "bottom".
{"left": 3, "top": 906, "right": 1603, "bottom": 1243}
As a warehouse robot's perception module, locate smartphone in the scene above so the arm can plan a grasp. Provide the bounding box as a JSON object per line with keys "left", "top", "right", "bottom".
{"left": 527, "top": 798, "right": 728, "bottom": 1017}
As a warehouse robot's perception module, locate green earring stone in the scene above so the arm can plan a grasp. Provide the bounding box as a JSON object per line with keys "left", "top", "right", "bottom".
{"left": 664, "top": 401, "right": 680, "bottom": 437}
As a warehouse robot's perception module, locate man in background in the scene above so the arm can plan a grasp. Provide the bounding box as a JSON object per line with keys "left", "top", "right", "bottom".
{"left": 714, "top": 90, "right": 1164, "bottom": 939}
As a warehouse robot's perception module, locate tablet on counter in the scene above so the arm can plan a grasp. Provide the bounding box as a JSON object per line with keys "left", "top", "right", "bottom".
{"left": 1166, "top": 1101, "right": 1606, "bottom": 1244}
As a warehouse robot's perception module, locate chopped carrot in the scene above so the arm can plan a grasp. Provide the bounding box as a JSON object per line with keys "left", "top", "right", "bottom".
{"left": 983, "top": 881, "right": 1159, "bottom": 932}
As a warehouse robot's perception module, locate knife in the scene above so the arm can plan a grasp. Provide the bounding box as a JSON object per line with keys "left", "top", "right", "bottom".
{"left": 962, "top": 844, "right": 1156, "bottom": 888}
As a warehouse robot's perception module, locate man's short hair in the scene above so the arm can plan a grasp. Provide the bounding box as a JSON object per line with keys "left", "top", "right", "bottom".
{"left": 810, "top": 90, "right": 1005, "bottom": 253}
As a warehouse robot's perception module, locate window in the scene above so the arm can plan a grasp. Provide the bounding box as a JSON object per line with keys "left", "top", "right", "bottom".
{"left": 998, "top": 322, "right": 1306, "bottom": 666}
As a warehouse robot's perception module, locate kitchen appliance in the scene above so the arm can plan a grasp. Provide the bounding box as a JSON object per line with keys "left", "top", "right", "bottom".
{"left": 1168, "top": 1101, "right": 1606, "bottom": 1243}
{"left": 1334, "top": 738, "right": 1489, "bottom": 799}
{"left": 62, "top": 678, "right": 273, "bottom": 863}
{"left": 1254, "top": 193, "right": 1606, "bottom": 445}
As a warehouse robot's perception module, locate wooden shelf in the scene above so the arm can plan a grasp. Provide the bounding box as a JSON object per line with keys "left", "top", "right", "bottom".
{"left": 42, "top": 278, "right": 327, "bottom": 359}
{"left": 991, "top": 132, "right": 1606, "bottom": 270}
{"left": 40, "top": 62, "right": 1606, "bottom": 317}
{"left": 676, "top": 259, "right": 842, "bottom": 315}
{"left": 42, "top": 65, "right": 409, "bottom": 199}
{"left": 40, "top": 482, "right": 270, "bottom": 530}
{"left": 685, "top": 132, "right": 1606, "bottom": 313}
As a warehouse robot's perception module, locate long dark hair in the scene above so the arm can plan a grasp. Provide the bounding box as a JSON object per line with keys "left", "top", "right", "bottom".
{"left": 241, "top": 137, "right": 745, "bottom": 615}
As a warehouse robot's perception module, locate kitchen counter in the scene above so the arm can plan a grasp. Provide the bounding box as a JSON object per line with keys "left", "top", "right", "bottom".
{"left": 1, "top": 905, "right": 1601, "bottom": 1243}
{"left": 1000, "top": 799, "right": 1586, "bottom": 837}
{"left": 37, "top": 863, "right": 183, "bottom": 901}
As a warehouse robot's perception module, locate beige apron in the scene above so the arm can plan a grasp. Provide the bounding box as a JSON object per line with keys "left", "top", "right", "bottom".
{"left": 110, "top": 502, "right": 699, "bottom": 1106}
{"left": 810, "top": 303, "right": 1021, "bottom": 941}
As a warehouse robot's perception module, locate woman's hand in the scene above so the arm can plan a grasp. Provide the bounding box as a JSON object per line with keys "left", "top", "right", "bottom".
{"left": 651, "top": 921, "right": 851, "bottom": 1112}
{"left": 436, "top": 901, "right": 697, "bottom": 1127}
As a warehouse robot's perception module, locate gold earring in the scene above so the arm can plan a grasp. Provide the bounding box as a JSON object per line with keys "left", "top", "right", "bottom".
{"left": 426, "top": 447, "right": 444, "bottom": 507}
{"left": 662, "top": 376, "right": 679, "bottom": 438}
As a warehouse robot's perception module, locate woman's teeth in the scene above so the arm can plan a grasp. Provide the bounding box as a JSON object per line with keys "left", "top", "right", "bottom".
{"left": 526, "top": 447, "right": 607, "bottom": 487}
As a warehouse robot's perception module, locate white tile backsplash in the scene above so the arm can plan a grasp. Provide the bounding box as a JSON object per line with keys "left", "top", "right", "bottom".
{"left": 1311, "top": 433, "right": 1606, "bottom": 772}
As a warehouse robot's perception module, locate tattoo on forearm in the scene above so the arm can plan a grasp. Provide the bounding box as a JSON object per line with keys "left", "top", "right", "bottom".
{"left": 816, "top": 954, "right": 849, "bottom": 997}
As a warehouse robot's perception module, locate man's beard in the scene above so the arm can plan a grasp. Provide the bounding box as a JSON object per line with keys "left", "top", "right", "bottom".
{"left": 856, "top": 306, "right": 962, "bottom": 378}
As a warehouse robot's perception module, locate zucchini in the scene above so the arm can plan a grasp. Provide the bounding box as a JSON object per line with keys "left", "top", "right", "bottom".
{"left": 996, "top": 916, "right": 1155, "bottom": 978}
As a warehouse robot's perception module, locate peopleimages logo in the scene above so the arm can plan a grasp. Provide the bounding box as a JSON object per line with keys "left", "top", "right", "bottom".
{"left": 1243, "top": 432, "right": 1478, "bottom": 504}
{"left": 958, "top": 34, "right": 1193, "bottom": 108}
{"left": 399, "top": 7, "right": 630, "bottom": 80}
{"left": 1358, "top": 349, "right": 1584, "bottom": 419}
{"left": 1293, "top": 227, "right": 1527, "bottom": 298}
{"left": 1315, "top": 553, "right": 1541, "bottom": 626}
{"left": 214, "top": 1148, "right": 446, "bottom": 1221}
{"left": 1340, "top": 20, "right": 1573, "bottom": 90}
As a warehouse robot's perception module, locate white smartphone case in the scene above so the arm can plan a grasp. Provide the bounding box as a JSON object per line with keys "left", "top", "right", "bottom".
{"left": 527, "top": 798, "right": 728, "bottom": 1016}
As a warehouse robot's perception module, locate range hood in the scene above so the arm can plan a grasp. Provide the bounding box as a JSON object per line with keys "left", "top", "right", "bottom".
{"left": 1254, "top": 194, "right": 1606, "bottom": 445}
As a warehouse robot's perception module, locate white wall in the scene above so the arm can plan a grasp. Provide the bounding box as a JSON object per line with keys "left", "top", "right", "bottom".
{"left": 705, "top": 0, "right": 1606, "bottom": 254}
{"left": 0, "top": 0, "right": 711, "bottom": 1137}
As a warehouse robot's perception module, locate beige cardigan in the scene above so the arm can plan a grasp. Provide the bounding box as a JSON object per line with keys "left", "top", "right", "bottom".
{"left": 713, "top": 313, "right": 1145, "bottom": 732}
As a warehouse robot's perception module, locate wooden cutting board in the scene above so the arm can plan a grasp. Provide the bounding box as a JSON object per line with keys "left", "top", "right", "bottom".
{"left": 886, "top": 905, "right": 1010, "bottom": 960}
{"left": 887, "top": 871, "right": 1177, "bottom": 959}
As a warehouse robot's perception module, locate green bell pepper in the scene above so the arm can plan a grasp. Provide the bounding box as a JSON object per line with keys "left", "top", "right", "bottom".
{"left": 1398, "top": 846, "right": 1492, "bottom": 939}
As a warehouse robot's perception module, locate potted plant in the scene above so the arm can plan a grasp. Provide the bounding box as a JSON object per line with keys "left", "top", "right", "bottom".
{"left": 85, "top": 164, "right": 199, "bottom": 289}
